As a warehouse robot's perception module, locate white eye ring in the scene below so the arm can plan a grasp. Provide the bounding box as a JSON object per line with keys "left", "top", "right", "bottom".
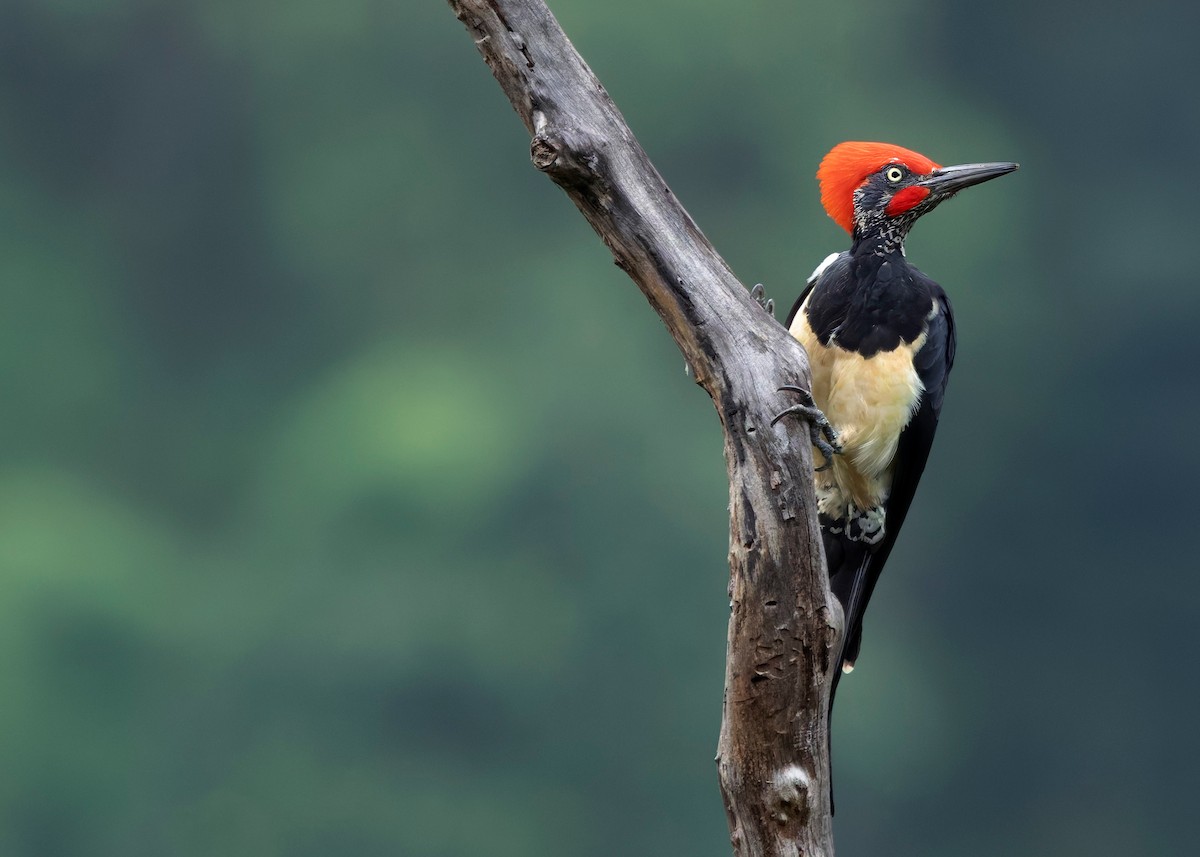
{"left": 885, "top": 166, "right": 905, "bottom": 183}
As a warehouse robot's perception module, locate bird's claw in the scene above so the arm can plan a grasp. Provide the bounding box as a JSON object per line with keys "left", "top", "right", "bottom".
{"left": 750, "top": 283, "right": 775, "bottom": 317}
{"left": 771, "top": 385, "right": 842, "bottom": 471}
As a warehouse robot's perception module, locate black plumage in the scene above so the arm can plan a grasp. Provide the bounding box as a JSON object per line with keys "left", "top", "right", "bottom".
{"left": 787, "top": 252, "right": 956, "bottom": 692}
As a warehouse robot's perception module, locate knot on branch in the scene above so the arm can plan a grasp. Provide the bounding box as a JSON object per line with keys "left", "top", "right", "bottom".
{"left": 529, "top": 130, "right": 599, "bottom": 182}
{"left": 529, "top": 118, "right": 606, "bottom": 190}
{"left": 769, "top": 765, "right": 814, "bottom": 828}
{"left": 530, "top": 135, "right": 562, "bottom": 170}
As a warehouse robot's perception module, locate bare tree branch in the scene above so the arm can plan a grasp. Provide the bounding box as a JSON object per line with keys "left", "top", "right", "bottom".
{"left": 446, "top": 2, "right": 840, "bottom": 853}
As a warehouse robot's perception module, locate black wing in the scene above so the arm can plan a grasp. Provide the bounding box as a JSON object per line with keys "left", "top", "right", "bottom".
{"left": 786, "top": 252, "right": 849, "bottom": 329}
{"left": 883, "top": 282, "right": 956, "bottom": 545}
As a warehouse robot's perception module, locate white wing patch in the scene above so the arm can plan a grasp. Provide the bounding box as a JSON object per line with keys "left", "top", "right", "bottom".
{"left": 807, "top": 252, "right": 842, "bottom": 286}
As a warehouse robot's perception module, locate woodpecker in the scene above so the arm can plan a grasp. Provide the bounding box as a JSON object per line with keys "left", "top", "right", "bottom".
{"left": 776, "top": 142, "right": 1017, "bottom": 697}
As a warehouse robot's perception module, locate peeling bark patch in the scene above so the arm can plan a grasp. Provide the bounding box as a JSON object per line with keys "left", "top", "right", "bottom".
{"left": 645, "top": 240, "right": 704, "bottom": 330}
{"left": 698, "top": 331, "right": 720, "bottom": 366}
{"left": 484, "top": 0, "right": 534, "bottom": 67}
{"left": 742, "top": 548, "right": 758, "bottom": 585}
{"left": 515, "top": 35, "right": 535, "bottom": 68}
{"left": 717, "top": 375, "right": 745, "bottom": 466}
{"left": 483, "top": 0, "right": 512, "bottom": 27}
{"left": 739, "top": 488, "right": 757, "bottom": 548}
{"left": 753, "top": 630, "right": 797, "bottom": 682}
{"left": 815, "top": 606, "right": 837, "bottom": 676}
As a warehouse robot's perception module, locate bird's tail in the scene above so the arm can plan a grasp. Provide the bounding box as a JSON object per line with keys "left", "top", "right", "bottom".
{"left": 823, "top": 534, "right": 876, "bottom": 816}
{"left": 825, "top": 535, "right": 875, "bottom": 698}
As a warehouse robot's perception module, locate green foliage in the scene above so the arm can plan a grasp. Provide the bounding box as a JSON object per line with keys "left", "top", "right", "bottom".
{"left": 1, "top": 0, "right": 1197, "bottom": 855}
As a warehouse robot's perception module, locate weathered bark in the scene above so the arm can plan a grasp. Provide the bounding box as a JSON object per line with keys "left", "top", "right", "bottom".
{"left": 446, "top": 2, "right": 841, "bottom": 854}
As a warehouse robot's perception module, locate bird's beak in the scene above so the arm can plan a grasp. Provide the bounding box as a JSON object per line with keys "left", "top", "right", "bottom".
{"left": 918, "top": 161, "right": 1019, "bottom": 196}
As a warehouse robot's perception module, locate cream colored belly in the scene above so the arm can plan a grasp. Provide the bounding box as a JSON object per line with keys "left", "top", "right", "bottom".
{"left": 789, "top": 312, "right": 924, "bottom": 514}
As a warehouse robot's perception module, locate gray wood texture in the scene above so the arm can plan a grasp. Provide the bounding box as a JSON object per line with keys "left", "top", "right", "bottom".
{"left": 447, "top": 2, "right": 841, "bottom": 853}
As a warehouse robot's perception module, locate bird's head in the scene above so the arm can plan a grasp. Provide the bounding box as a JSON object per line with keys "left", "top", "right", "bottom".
{"left": 817, "top": 141, "right": 1017, "bottom": 247}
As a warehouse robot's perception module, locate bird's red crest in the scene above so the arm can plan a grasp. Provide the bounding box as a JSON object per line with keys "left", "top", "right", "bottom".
{"left": 817, "top": 142, "right": 941, "bottom": 233}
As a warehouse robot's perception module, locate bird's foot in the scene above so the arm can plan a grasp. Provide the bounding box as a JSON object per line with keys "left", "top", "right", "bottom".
{"left": 750, "top": 283, "right": 775, "bottom": 317}
{"left": 771, "top": 385, "right": 842, "bottom": 471}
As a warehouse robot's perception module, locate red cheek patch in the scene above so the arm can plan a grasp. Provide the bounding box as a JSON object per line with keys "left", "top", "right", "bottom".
{"left": 886, "top": 185, "right": 930, "bottom": 217}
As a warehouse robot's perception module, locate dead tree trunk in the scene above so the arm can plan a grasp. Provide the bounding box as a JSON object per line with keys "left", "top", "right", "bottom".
{"left": 446, "top": 2, "right": 841, "bottom": 854}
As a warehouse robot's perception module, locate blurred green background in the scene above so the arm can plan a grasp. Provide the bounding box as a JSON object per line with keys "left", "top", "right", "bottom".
{"left": 2, "top": 0, "right": 1197, "bottom": 854}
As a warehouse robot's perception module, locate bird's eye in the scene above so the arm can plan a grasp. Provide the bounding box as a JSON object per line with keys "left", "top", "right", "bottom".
{"left": 885, "top": 166, "right": 905, "bottom": 184}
